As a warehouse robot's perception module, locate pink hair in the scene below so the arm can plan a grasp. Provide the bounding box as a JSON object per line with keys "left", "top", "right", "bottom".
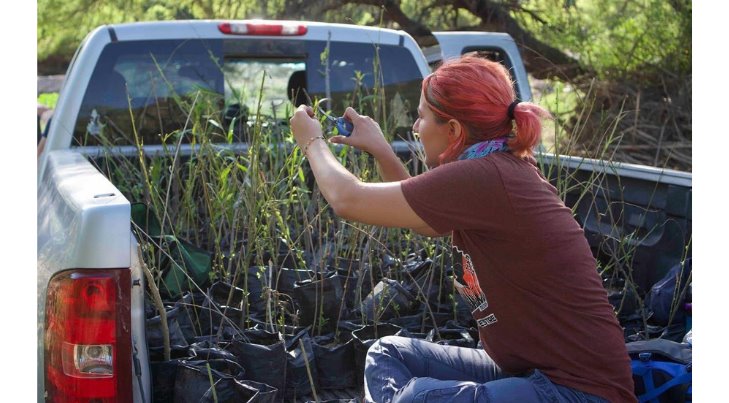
{"left": 421, "top": 55, "right": 552, "bottom": 163}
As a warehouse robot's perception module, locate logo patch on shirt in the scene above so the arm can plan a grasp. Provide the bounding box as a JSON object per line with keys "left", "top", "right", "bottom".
{"left": 452, "top": 245, "right": 497, "bottom": 328}
{"left": 477, "top": 314, "right": 498, "bottom": 328}
{"left": 452, "top": 246, "right": 489, "bottom": 314}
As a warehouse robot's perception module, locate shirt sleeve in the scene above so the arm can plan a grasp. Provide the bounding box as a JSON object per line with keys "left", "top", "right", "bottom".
{"left": 400, "top": 159, "right": 509, "bottom": 234}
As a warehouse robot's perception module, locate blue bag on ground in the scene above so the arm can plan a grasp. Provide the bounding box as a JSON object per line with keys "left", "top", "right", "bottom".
{"left": 627, "top": 338, "right": 691, "bottom": 402}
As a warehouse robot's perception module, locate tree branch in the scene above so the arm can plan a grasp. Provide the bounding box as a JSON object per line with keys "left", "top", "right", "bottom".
{"left": 453, "top": 0, "right": 587, "bottom": 80}
{"left": 354, "top": 0, "right": 438, "bottom": 44}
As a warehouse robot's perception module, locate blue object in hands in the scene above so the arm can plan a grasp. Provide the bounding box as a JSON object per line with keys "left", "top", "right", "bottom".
{"left": 318, "top": 106, "right": 354, "bottom": 137}
{"left": 334, "top": 117, "right": 354, "bottom": 137}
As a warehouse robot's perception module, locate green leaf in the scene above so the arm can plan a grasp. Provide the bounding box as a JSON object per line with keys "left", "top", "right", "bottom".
{"left": 219, "top": 165, "right": 232, "bottom": 182}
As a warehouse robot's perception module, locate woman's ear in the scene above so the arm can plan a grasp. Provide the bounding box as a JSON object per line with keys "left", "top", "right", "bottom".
{"left": 447, "top": 119, "right": 463, "bottom": 142}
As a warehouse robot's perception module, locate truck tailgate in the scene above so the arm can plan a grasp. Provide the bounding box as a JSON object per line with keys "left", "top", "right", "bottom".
{"left": 37, "top": 150, "right": 149, "bottom": 402}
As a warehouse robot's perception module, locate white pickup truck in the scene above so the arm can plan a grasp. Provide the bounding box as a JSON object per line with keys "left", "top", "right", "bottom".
{"left": 37, "top": 20, "right": 691, "bottom": 402}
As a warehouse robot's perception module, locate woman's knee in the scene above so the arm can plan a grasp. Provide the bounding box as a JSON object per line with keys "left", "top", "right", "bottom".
{"left": 366, "top": 335, "right": 408, "bottom": 363}
{"left": 369, "top": 335, "right": 405, "bottom": 351}
{"left": 364, "top": 336, "right": 416, "bottom": 402}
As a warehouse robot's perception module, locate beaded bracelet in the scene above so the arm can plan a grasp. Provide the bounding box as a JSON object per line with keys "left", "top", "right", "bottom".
{"left": 302, "top": 136, "right": 325, "bottom": 157}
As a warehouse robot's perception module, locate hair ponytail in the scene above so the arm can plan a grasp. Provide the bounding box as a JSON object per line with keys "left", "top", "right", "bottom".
{"left": 422, "top": 55, "right": 552, "bottom": 162}
{"left": 509, "top": 102, "right": 552, "bottom": 158}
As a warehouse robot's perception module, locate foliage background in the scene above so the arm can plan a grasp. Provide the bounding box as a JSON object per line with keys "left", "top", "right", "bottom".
{"left": 37, "top": 0, "right": 691, "bottom": 171}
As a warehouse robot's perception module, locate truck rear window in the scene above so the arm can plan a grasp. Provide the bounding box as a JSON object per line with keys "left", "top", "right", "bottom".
{"left": 72, "top": 38, "right": 422, "bottom": 147}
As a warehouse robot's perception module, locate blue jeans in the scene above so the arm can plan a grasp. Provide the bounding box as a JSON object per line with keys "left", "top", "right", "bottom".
{"left": 364, "top": 336, "right": 609, "bottom": 403}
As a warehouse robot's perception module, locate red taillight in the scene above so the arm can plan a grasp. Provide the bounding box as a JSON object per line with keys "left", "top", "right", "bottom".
{"left": 45, "top": 269, "right": 132, "bottom": 402}
{"left": 218, "top": 21, "right": 307, "bottom": 36}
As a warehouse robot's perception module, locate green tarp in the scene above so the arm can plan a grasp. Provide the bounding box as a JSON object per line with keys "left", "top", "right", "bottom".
{"left": 131, "top": 202, "right": 212, "bottom": 298}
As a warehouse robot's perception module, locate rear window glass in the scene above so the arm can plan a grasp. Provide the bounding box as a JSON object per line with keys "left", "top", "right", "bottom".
{"left": 73, "top": 40, "right": 224, "bottom": 147}
{"left": 73, "top": 38, "right": 422, "bottom": 147}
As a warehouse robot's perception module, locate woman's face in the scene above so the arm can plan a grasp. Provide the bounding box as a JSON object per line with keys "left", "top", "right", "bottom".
{"left": 413, "top": 91, "right": 452, "bottom": 168}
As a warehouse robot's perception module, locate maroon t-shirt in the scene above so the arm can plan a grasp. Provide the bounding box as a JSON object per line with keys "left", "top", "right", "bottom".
{"left": 401, "top": 152, "right": 636, "bottom": 402}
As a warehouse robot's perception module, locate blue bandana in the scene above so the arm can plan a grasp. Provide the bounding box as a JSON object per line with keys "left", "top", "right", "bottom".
{"left": 457, "top": 136, "right": 511, "bottom": 160}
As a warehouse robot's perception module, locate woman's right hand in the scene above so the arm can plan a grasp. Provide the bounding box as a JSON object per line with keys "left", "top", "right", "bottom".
{"left": 329, "top": 107, "right": 391, "bottom": 158}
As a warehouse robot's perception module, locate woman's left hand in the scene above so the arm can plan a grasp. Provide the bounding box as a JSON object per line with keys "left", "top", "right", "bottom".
{"left": 329, "top": 107, "right": 391, "bottom": 158}
{"left": 290, "top": 105, "right": 323, "bottom": 148}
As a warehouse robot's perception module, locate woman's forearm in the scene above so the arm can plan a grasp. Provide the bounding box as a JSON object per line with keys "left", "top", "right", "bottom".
{"left": 303, "top": 138, "right": 361, "bottom": 214}
{"left": 302, "top": 138, "right": 436, "bottom": 233}
{"left": 373, "top": 146, "right": 411, "bottom": 182}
